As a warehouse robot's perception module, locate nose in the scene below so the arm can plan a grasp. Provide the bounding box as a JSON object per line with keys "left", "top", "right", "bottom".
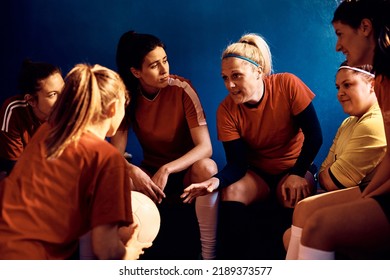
{"left": 337, "top": 88, "right": 344, "bottom": 99}
{"left": 335, "top": 39, "right": 342, "bottom": 52}
{"left": 225, "top": 79, "right": 236, "bottom": 89}
{"left": 160, "top": 62, "right": 169, "bottom": 74}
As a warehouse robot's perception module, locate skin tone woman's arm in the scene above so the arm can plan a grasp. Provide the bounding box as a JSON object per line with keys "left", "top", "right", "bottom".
{"left": 91, "top": 223, "right": 151, "bottom": 260}
{"left": 318, "top": 166, "right": 339, "bottom": 191}
{"left": 151, "top": 125, "right": 213, "bottom": 190}
{"left": 110, "top": 129, "right": 165, "bottom": 203}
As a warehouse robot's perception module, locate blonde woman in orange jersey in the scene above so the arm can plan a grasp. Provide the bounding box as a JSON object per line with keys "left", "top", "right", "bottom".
{"left": 113, "top": 31, "right": 218, "bottom": 259}
{"left": 0, "top": 64, "right": 150, "bottom": 260}
{"left": 182, "top": 33, "right": 323, "bottom": 259}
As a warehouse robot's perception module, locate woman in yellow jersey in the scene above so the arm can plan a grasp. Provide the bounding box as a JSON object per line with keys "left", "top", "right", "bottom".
{"left": 285, "top": 0, "right": 390, "bottom": 259}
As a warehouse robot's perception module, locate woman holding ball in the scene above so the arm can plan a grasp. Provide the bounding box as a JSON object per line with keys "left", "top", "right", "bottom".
{"left": 0, "top": 64, "right": 150, "bottom": 260}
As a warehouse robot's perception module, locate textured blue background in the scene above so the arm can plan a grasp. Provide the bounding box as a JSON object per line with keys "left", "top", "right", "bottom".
{"left": 1, "top": 0, "right": 346, "bottom": 169}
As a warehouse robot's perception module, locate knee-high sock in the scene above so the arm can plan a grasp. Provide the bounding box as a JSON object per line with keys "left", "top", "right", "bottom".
{"left": 217, "top": 201, "right": 250, "bottom": 259}
{"left": 298, "top": 244, "right": 335, "bottom": 260}
{"left": 195, "top": 191, "right": 219, "bottom": 260}
{"left": 286, "top": 225, "right": 302, "bottom": 260}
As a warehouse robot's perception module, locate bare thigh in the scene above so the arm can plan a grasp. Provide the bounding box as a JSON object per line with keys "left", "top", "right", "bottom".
{"left": 301, "top": 197, "right": 390, "bottom": 253}
{"left": 221, "top": 170, "right": 270, "bottom": 205}
{"left": 293, "top": 187, "right": 361, "bottom": 227}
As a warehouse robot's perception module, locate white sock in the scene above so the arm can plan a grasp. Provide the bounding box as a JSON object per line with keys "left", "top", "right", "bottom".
{"left": 195, "top": 191, "right": 219, "bottom": 260}
{"left": 285, "top": 225, "right": 302, "bottom": 260}
{"left": 298, "top": 244, "right": 335, "bottom": 260}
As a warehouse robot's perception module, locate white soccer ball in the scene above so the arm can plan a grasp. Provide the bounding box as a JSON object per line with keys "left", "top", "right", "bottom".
{"left": 131, "top": 191, "right": 161, "bottom": 243}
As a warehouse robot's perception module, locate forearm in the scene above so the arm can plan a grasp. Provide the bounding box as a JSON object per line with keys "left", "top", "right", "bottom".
{"left": 161, "top": 142, "right": 212, "bottom": 175}
{"left": 291, "top": 103, "right": 323, "bottom": 177}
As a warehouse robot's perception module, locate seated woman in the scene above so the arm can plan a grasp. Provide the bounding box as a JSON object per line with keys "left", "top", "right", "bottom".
{"left": 318, "top": 63, "right": 386, "bottom": 192}
{"left": 112, "top": 31, "right": 218, "bottom": 259}
{"left": 285, "top": 63, "right": 386, "bottom": 259}
{"left": 0, "top": 64, "right": 150, "bottom": 260}
{"left": 0, "top": 60, "right": 64, "bottom": 177}
{"left": 182, "top": 33, "right": 323, "bottom": 259}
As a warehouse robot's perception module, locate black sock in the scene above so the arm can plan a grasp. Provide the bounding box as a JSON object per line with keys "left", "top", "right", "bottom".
{"left": 216, "top": 201, "right": 251, "bottom": 259}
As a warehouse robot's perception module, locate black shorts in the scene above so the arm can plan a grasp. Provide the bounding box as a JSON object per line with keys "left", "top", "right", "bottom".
{"left": 372, "top": 192, "right": 390, "bottom": 224}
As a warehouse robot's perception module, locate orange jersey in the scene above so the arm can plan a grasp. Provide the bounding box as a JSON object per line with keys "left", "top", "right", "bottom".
{"left": 0, "top": 95, "right": 41, "bottom": 162}
{"left": 133, "top": 75, "right": 207, "bottom": 168}
{"left": 217, "top": 73, "right": 315, "bottom": 175}
{"left": 0, "top": 123, "right": 132, "bottom": 259}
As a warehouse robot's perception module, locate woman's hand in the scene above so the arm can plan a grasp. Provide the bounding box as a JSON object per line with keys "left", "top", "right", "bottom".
{"left": 181, "top": 177, "right": 219, "bottom": 203}
{"left": 280, "top": 174, "right": 312, "bottom": 208}
{"left": 123, "top": 223, "right": 153, "bottom": 260}
{"left": 128, "top": 164, "right": 165, "bottom": 203}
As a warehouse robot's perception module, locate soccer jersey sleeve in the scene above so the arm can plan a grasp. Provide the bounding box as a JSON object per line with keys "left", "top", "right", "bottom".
{"left": 90, "top": 151, "right": 133, "bottom": 228}
{"left": 329, "top": 114, "right": 386, "bottom": 188}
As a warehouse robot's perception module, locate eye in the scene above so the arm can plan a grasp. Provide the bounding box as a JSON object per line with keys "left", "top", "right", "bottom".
{"left": 221, "top": 75, "right": 228, "bottom": 81}
{"left": 232, "top": 73, "right": 240, "bottom": 80}
{"left": 47, "top": 92, "right": 58, "bottom": 98}
{"left": 335, "top": 85, "right": 340, "bottom": 90}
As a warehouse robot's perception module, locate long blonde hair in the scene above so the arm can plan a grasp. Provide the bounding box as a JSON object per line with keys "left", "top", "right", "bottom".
{"left": 45, "top": 64, "right": 128, "bottom": 158}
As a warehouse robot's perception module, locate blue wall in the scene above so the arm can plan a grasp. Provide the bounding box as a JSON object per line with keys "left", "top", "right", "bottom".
{"left": 1, "top": 0, "right": 346, "bottom": 169}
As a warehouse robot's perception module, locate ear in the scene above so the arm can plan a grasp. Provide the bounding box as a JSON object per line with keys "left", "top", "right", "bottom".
{"left": 256, "top": 66, "right": 263, "bottom": 79}
{"left": 24, "top": 94, "right": 36, "bottom": 107}
{"left": 130, "top": 67, "right": 141, "bottom": 79}
{"left": 360, "top": 18, "right": 373, "bottom": 36}
{"left": 106, "top": 99, "right": 118, "bottom": 118}
{"left": 370, "top": 79, "right": 376, "bottom": 93}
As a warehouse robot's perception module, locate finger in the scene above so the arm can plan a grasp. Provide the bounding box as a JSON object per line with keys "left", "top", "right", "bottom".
{"left": 151, "top": 183, "right": 166, "bottom": 198}
{"left": 296, "top": 190, "right": 303, "bottom": 204}
{"left": 180, "top": 191, "right": 188, "bottom": 199}
{"left": 183, "top": 184, "right": 195, "bottom": 192}
{"left": 289, "top": 188, "right": 296, "bottom": 203}
{"left": 281, "top": 184, "right": 287, "bottom": 200}
{"left": 302, "top": 188, "right": 310, "bottom": 198}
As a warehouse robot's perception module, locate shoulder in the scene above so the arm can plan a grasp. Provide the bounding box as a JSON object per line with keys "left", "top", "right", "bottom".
{"left": 1, "top": 95, "right": 28, "bottom": 114}
{"left": 167, "top": 75, "right": 202, "bottom": 103}
{"left": 265, "top": 72, "right": 306, "bottom": 86}
{"left": 167, "top": 75, "right": 193, "bottom": 90}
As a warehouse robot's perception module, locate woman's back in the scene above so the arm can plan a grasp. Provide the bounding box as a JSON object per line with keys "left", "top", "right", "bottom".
{"left": 0, "top": 123, "right": 130, "bottom": 259}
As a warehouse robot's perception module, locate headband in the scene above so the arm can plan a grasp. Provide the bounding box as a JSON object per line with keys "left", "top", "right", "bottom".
{"left": 338, "top": 65, "right": 375, "bottom": 77}
{"left": 222, "top": 53, "right": 259, "bottom": 67}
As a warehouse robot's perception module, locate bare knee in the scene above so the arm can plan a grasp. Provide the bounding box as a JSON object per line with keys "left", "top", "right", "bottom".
{"left": 190, "top": 158, "right": 218, "bottom": 182}
{"left": 293, "top": 197, "right": 317, "bottom": 227}
{"left": 301, "top": 209, "right": 335, "bottom": 250}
